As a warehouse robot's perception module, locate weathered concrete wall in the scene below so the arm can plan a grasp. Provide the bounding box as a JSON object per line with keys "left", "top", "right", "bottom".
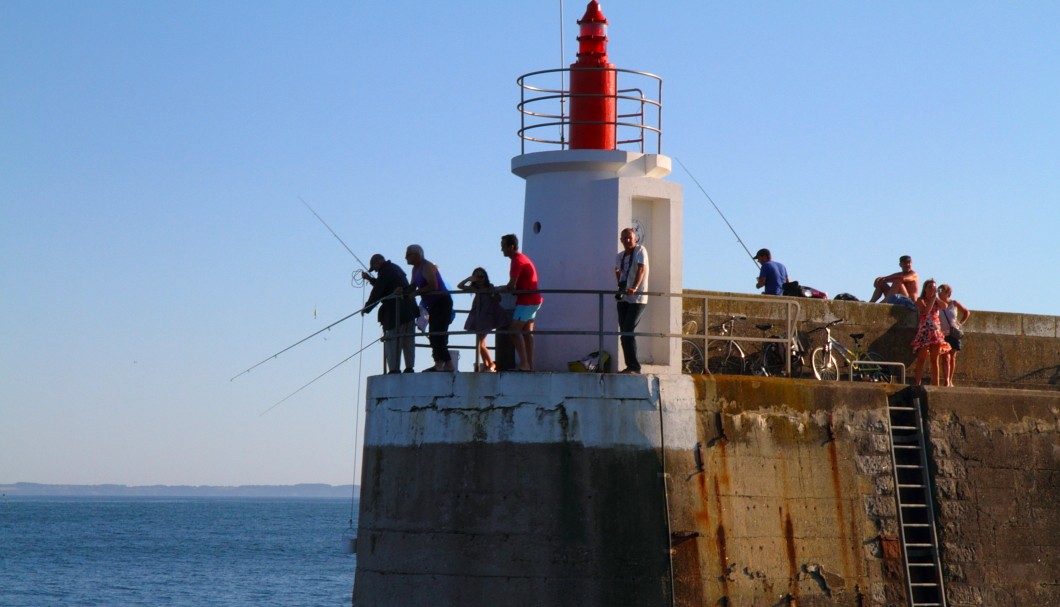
{"left": 352, "top": 372, "right": 698, "bottom": 607}
{"left": 672, "top": 375, "right": 906, "bottom": 606}
{"left": 352, "top": 372, "right": 1060, "bottom": 607}
{"left": 684, "top": 290, "right": 1060, "bottom": 391}
{"left": 922, "top": 386, "right": 1060, "bottom": 606}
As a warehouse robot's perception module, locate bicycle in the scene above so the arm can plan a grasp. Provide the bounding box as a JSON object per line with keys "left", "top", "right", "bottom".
{"left": 681, "top": 320, "right": 705, "bottom": 374}
{"left": 705, "top": 315, "right": 748, "bottom": 375}
{"left": 810, "top": 319, "right": 892, "bottom": 382}
{"left": 747, "top": 322, "right": 810, "bottom": 378}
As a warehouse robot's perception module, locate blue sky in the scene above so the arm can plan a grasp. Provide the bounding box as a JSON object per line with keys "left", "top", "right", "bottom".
{"left": 2, "top": 1, "right": 1058, "bottom": 485}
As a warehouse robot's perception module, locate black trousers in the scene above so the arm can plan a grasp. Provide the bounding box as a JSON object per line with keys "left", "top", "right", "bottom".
{"left": 616, "top": 301, "right": 646, "bottom": 371}
{"left": 426, "top": 297, "right": 453, "bottom": 363}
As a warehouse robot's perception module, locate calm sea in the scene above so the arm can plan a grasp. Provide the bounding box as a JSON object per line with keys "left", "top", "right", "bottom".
{"left": 0, "top": 497, "right": 358, "bottom": 606}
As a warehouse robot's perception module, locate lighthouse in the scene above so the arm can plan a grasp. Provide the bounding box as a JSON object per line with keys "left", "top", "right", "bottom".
{"left": 352, "top": 5, "right": 695, "bottom": 606}
{"left": 514, "top": 0, "right": 683, "bottom": 372}
{"left": 568, "top": 0, "right": 616, "bottom": 150}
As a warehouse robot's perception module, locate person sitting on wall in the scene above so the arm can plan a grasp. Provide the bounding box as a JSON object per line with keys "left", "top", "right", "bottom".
{"left": 753, "top": 248, "right": 789, "bottom": 296}
{"left": 869, "top": 255, "right": 919, "bottom": 310}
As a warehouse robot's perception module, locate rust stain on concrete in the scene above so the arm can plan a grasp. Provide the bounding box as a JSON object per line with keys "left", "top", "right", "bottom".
{"left": 782, "top": 509, "right": 799, "bottom": 602}
{"left": 714, "top": 474, "right": 730, "bottom": 601}
{"left": 826, "top": 437, "right": 852, "bottom": 579}
{"left": 694, "top": 472, "right": 711, "bottom": 527}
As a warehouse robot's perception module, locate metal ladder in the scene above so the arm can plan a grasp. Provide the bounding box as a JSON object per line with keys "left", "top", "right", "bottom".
{"left": 887, "top": 393, "right": 948, "bottom": 607}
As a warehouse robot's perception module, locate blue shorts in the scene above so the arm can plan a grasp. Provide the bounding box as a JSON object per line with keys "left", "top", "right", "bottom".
{"left": 884, "top": 294, "right": 917, "bottom": 310}
{"left": 512, "top": 304, "right": 541, "bottom": 322}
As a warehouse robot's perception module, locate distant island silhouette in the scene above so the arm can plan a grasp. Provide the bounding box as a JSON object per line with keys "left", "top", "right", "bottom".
{"left": 0, "top": 482, "right": 357, "bottom": 498}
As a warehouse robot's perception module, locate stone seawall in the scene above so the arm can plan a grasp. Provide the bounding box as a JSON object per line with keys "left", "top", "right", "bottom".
{"left": 352, "top": 373, "right": 1059, "bottom": 607}
{"left": 684, "top": 290, "right": 1060, "bottom": 391}
{"left": 923, "top": 386, "right": 1060, "bottom": 606}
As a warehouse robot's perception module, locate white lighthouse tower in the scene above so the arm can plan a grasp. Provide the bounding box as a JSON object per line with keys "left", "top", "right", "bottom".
{"left": 513, "top": 0, "right": 683, "bottom": 372}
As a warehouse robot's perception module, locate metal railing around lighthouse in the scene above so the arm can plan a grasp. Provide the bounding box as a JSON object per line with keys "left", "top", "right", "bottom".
{"left": 516, "top": 67, "right": 663, "bottom": 155}
{"left": 375, "top": 289, "right": 805, "bottom": 375}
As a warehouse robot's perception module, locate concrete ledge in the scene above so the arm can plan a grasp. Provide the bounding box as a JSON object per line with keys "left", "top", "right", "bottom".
{"left": 365, "top": 372, "right": 698, "bottom": 449}
{"left": 684, "top": 290, "right": 1060, "bottom": 391}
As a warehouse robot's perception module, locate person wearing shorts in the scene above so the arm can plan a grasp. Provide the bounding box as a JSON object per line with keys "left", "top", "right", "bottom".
{"left": 500, "top": 233, "right": 542, "bottom": 371}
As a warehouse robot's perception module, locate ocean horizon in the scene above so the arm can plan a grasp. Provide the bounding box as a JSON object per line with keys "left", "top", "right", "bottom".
{"left": 1, "top": 482, "right": 358, "bottom": 499}
{"left": 0, "top": 495, "right": 359, "bottom": 606}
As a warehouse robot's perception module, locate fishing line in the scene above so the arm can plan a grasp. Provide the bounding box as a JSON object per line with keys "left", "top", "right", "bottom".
{"left": 230, "top": 304, "right": 372, "bottom": 381}
{"left": 349, "top": 285, "right": 368, "bottom": 530}
{"left": 258, "top": 336, "right": 380, "bottom": 416}
{"left": 299, "top": 196, "right": 371, "bottom": 273}
{"left": 675, "top": 157, "right": 761, "bottom": 269}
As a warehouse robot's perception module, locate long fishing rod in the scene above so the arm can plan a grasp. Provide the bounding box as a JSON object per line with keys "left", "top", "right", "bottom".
{"left": 232, "top": 199, "right": 380, "bottom": 382}
{"left": 299, "top": 196, "right": 370, "bottom": 272}
{"left": 675, "top": 157, "right": 761, "bottom": 269}
{"left": 259, "top": 336, "right": 380, "bottom": 416}
{"left": 230, "top": 306, "right": 366, "bottom": 381}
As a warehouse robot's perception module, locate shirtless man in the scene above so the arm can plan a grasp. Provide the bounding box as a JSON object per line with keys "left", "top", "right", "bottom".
{"left": 869, "top": 255, "right": 919, "bottom": 309}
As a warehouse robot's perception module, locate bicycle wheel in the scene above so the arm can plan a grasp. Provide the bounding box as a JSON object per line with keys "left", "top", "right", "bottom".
{"left": 707, "top": 343, "right": 745, "bottom": 375}
{"left": 853, "top": 351, "right": 891, "bottom": 383}
{"left": 745, "top": 346, "right": 779, "bottom": 376}
{"left": 811, "top": 347, "right": 839, "bottom": 381}
{"left": 681, "top": 339, "right": 705, "bottom": 374}
{"left": 761, "top": 343, "right": 788, "bottom": 377}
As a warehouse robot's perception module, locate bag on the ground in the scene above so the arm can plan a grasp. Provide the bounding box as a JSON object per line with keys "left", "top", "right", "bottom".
{"left": 834, "top": 293, "right": 860, "bottom": 301}
{"left": 568, "top": 350, "right": 611, "bottom": 373}
{"left": 784, "top": 281, "right": 828, "bottom": 299}
{"left": 782, "top": 281, "right": 804, "bottom": 297}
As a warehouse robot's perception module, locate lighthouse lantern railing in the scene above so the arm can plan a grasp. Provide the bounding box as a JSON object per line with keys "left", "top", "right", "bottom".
{"left": 516, "top": 67, "right": 663, "bottom": 155}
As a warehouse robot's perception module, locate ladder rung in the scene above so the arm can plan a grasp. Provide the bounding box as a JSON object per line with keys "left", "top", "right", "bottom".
{"left": 907, "top": 562, "right": 936, "bottom": 567}
{"left": 898, "top": 483, "right": 926, "bottom": 488}
{"left": 905, "top": 542, "right": 934, "bottom": 548}
{"left": 911, "top": 603, "right": 943, "bottom": 607}
{"left": 896, "top": 464, "right": 920, "bottom": 469}
{"left": 903, "top": 523, "right": 931, "bottom": 528}
{"left": 891, "top": 425, "right": 918, "bottom": 431}
{"left": 890, "top": 406, "right": 916, "bottom": 411}
{"left": 911, "top": 582, "right": 940, "bottom": 587}
{"left": 894, "top": 444, "right": 921, "bottom": 450}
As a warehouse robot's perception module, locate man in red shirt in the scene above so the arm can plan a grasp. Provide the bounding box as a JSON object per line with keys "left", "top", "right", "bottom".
{"left": 500, "top": 233, "right": 542, "bottom": 371}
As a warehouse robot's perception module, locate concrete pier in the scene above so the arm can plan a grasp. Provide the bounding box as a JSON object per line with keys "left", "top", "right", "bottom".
{"left": 351, "top": 296, "right": 1060, "bottom": 606}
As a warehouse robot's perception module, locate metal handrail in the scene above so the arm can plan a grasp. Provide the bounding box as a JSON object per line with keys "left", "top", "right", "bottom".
{"left": 850, "top": 360, "right": 907, "bottom": 384}
{"left": 376, "top": 289, "right": 802, "bottom": 374}
{"left": 516, "top": 67, "right": 663, "bottom": 154}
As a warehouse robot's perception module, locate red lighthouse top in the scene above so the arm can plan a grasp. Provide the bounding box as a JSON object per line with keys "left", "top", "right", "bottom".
{"left": 575, "top": 1, "right": 609, "bottom": 67}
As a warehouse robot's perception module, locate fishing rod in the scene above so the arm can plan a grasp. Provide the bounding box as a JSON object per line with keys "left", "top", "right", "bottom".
{"left": 230, "top": 305, "right": 368, "bottom": 381}
{"left": 259, "top": 336, "right": 380, "bottom": 416}
{"left": 675, "top": 157, "right": 761, "bottom": 270}
{"left": 299, "top": 196, "right": 371, "bottom": 272}
{"left": 232, "top": 199, "right": 382, "bottom": 382}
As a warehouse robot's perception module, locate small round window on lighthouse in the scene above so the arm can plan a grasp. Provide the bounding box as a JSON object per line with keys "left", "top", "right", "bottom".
{"left": 533, "top": 221, "right": 541, "bottom": 234}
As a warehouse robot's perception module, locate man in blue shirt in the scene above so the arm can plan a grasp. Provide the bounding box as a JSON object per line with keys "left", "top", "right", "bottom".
{"left": 754, "top": 248, "right": 789, "bottom": 296}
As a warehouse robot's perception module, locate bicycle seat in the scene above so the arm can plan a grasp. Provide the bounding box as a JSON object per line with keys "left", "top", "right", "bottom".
{"left": 755, "top": 323, "right": 772, "bottom": 332}
{"left": 849, "top": 333, "right": 865, "bottom": 340}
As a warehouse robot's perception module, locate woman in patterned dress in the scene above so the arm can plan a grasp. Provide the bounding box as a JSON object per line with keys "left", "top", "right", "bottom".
{"left": 911, "top": 279, "right": 951, "bottom": 386}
